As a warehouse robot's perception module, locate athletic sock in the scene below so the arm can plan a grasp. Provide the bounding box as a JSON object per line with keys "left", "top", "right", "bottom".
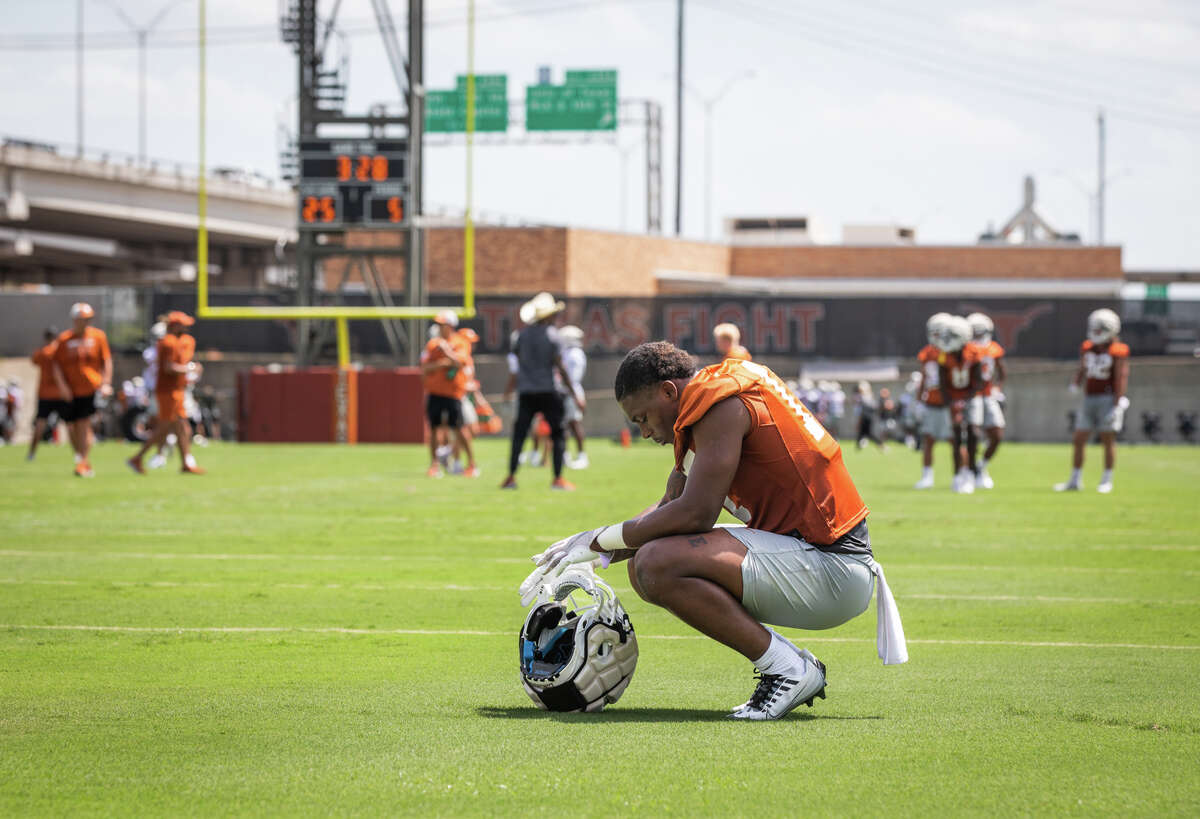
{"left": 184, "top": 453, "right": 198, "bottom": 469}
{"left": 1100, "top": 469, "right": 1113, "bottom": 484}
{"left": 752, "top": 632, "right": 803, "bottom": 676}
{"left": 1070, "top": 468, "right": 1082, "bottom": 484}
{"left": 921, "top": 466, "right": 933, "bottom": 480}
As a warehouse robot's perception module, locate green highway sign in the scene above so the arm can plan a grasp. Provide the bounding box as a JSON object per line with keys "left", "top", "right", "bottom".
{"left": 426, "top": 74, "right": 508, "bottom": 133}
{"left": 526, "top": 69, "right": 618, "bottom": 131}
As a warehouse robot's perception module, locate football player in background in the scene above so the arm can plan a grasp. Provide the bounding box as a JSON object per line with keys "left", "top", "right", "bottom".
{"left": 520, "top": 342, "right": 907, "bottom": 720}
{"left": 0, "top": 377, "right": 20, "bottom": 444}
{"left": 141, "top": 320, "right": 173, "bottom": 469}
{"left": 421, "top": 311, "right": 478, "bottom": 479}
{"left": 914, "top": 313, "right": 952, "bottom": 489}
{"left": 559, "top": 325, "right": 589, "bottom": 469}
{"left": 1055, "top": 308, "right": 1129, "bottom": 493}
{"left": 938, "top": 316, "right": 982, "bottom": 494}
{"left": 51, "top": 302, "right": 113, "bottom": 478}
{"left": 965, "top": 313, "right": 1006, "bottom": 489}
{"left": 713, "top": 322, "right": 752, "bottom": 362}
{"left": 27, "top": 327, "right": 66, "bottom": 461}
{"left": 127, "top": 311, "right": 205, "bottom": 475}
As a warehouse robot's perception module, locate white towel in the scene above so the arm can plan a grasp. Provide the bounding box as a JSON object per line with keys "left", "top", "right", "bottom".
{"left": 870, "top": 560, "right": 908, "bottom": 665}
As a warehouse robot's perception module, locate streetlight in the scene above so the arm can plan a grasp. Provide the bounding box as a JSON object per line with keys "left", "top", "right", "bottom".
{"left": 96, "top": 0, "right": 189, "bottom": 165}
{"left": 687, "top": 70, "right": 755, "bottom": 240}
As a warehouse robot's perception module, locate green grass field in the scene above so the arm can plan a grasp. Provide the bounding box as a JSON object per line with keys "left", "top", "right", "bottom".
{"left": 2, "top": 437, "right": 1198, "bottom": 816}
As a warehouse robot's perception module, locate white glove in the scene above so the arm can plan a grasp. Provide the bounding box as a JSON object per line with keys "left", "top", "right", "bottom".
{"left": 1067, "top": 382, "right": 1080, "bottom": 395}
{"left": 518, "top": 528, "right": 606, "bottom": 606}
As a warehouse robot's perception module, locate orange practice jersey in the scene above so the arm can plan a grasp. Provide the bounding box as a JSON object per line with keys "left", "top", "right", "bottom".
{"left": 673, "top": 358, "right": 868, "bottom": 546}
{"left": 156, "top": 333, "right": 196, "bottom": 393}
{"left": 1081, "top": 340, "right": 1129, "bottom": 395}
{"left": 32, "top": 342, "right": 64, "bottom": 400}
{"left": 723, "top": 345, "right": 752, "bottom": 362}
{"left": 455, "top": 329, "right": 477, "bottom": 384}
{"left": 51, "top": 326, "right": 111, "bottom": 396}
{"left": 938, "top": 345, "right": 980, "bottom": 402}
{"left": 917, "top": 345, "right": 944, "bottom": 407}
{"left": 423, "top": 335, "right": 470, "bottom": 399}
{"left": 971, "top": 340, "right": 1005, "bottom": 396}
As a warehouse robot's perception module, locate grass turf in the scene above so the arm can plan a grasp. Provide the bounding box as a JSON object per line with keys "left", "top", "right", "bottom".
{"left": 1, "top": 437, "right": 1198, "bottom": 816}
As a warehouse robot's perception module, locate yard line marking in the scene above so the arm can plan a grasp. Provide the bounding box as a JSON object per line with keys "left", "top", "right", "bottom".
{"left": 4, "top": 551, "right": 1198, "bottom": 576}
{"left": 905, "top": 593, "right": 1200, "bottom": 605}
{"left": 3, "top": 579, "right": 1195, "bottom": 605}
{"left": 3, "top": 625, "right": 1198, "bottom": 651}
{"left": 0, "top": 578, "right": 502, "bottom": 592}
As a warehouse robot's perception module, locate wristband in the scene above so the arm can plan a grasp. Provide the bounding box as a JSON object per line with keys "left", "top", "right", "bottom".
{"left": 1116, "top": 396, "right": 1130, "bottom": 410}
{"left": 596, "top": 523, "right": 626, "bottom": 551}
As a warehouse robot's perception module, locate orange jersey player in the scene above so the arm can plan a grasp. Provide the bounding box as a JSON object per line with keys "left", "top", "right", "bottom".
{"left": 914, "top": 312, "right": 952, "bottom": 490}
{"left": 421, "top": 311, "right": 477, "bottom": 478}
{"left": 936, "top": 316, "right": 982, "bottom": 494}
{"left": 128, "top": 312, "right": 205, "bottom": 475}
{"left": 518, "top": 343, "right": 907, "bottom": 721}
{"left": 1055, "top": 308, "right": 1130, "bottom": 494}
{"left": 965, "top": 313, "right": 1006, "bottom": 488}
{"left": 27, "top": 326, "right": 67, "bottom": 461}
{"left": 51, "top": 303, "right": 112, "bottom": 477}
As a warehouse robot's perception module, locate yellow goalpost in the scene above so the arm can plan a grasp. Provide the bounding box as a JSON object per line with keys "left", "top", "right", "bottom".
{"left": 195, "top": 0, "right": 477, "bottom": 372}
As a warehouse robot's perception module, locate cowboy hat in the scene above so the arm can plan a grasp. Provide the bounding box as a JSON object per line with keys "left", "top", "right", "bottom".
{"left": 520, "top": 292, "right": 565, "bottom": 324}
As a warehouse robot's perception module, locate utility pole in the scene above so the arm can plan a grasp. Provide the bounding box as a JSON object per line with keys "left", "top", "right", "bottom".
{"left": 674, "top": 0, "right": 684, "bottom": 236}
{"left": 99, "top": 0, "right": 187, "bottom": 164}
{"left": 77, "top": 0, "right": 84, "bottom": 155}
{"left": 1097, "top": 108, "right": 1106, "bottom": 246}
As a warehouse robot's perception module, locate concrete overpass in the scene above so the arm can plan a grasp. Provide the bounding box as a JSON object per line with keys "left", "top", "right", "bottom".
{"left": 0, "top": 138, "right": 296, "bottom": 287}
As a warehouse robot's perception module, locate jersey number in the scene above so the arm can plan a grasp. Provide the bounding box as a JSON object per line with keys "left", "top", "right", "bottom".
{"left": 948, "top": 364, "right": 971, "bottom": 389}
{"left": 740, "top": 361, "right": 826, "bottom": 441}
{"left": 1084, "top": 352, "right": 1113, "bottom": 381}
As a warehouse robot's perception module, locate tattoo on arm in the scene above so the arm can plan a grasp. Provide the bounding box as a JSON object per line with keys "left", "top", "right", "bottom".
{"left": 687, "top": 535, "right": 707, "bottom": 548}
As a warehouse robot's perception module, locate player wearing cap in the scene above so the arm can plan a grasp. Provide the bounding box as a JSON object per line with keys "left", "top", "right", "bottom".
{"left": 713, "top": 323, "right": 752, "bottom": 362}
{"left": 127, "top": 311, "right": 205, "bottom": 475}
{"left": 51, "top": 303, "right": 112, "bottom": 477}
{"left": 422, "top": 310, "right": 478, "bottom": 478}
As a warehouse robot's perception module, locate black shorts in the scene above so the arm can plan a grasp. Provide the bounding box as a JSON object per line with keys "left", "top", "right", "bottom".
{"left": 63, "top": 393, "right": 97, "bottom": 422}
{"left": 36, "top": 399, "right": 68, "bottom": 420}
{"left": 426, "top": 394, "right": 463, "bottom": 428}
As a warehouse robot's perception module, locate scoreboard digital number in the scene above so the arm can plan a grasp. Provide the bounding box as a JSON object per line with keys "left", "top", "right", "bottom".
{"left": 297, "top": 138, "right": 408, "bottom": 230}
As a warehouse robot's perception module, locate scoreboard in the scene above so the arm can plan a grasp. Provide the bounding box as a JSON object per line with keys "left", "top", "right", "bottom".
{"left": 297, "top": 138, "right": 408, "bottom": 230}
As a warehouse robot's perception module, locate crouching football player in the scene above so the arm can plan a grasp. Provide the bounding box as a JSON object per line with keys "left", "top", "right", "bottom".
{"left": 520, "top": 342, "right": 907, "bottom": 720}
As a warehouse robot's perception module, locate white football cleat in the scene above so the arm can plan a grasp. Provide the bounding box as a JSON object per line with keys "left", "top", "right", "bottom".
{"left": 1054, "top": 480, "right": 1082, "bottom": 492}
{"left": 1097, "top": 480, "right": 1113, "bottom": 494}
{"left": 568, "top": 452, "right": 590, "bottom": 470}
{"left": 729, "top": 649, "right": 827, "bottom": 721}
{"left": 914, "top": 474, "right": 935, "bottom": 490}
{"left": 977, "top": 469, "right": 995, "bottom": 490}
{"left": 956, "top": 470, "right": 975, "bottom": 494}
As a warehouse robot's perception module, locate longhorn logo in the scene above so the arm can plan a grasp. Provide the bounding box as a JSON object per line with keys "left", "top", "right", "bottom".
{"left": 960, "top": 302, "right": 1053, "bottom": 353}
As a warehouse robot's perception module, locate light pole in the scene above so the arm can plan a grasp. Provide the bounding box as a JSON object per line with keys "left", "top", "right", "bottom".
{"left": 97, "top": 0, "right": 188, "bottom": 164}
{"left": 688, "top": 70, "right": 755, "bottom": 240}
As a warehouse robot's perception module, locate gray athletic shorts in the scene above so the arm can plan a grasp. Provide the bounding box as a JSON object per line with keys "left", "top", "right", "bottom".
{"left": 727, "top": 526, "right": 875, "bottom": 631}
{"left": 562, "top": 393, "right": 583, "bottom": 424}
{"left": 1076, "top": 394, "right": 1124, "bottom": 433}
{"left": 968, "top": 395, "right": 1006, "bottom": 429}
{"left": 919, "top": 405, "right": 951, "bottom": 441}
{"left": 460, "top": 398, "right": 478, "bottom": 427}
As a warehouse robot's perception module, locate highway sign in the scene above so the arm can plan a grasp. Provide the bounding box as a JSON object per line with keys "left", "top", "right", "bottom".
{"left": 426, "top": 74, "right": 508, "bottom": 133}
{"left": 526, "top": 69, "right": 617, "bottom": 131}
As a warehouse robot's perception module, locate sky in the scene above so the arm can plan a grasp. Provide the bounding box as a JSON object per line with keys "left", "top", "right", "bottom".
{"left": 1, "top": 0, "right": 1198, "bottom": 269}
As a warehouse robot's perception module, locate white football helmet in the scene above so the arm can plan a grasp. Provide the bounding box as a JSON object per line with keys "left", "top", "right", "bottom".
{"left": 519, "top": 567, "right": 638, "bottom": 713}
{"left": 966, "top": 312, "right": 993, "bottom": 343}
{"left": 926, "top": 312, "right": 952, "bottom": 347}
{"left": 1087, "top": 308, "right": 1121, "bottom": 345}
{"left": 150, "top": 321, "right": 167, "bottom": 341}
{"left": 937, "top": 316, "right": 972, "bottom": 353}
